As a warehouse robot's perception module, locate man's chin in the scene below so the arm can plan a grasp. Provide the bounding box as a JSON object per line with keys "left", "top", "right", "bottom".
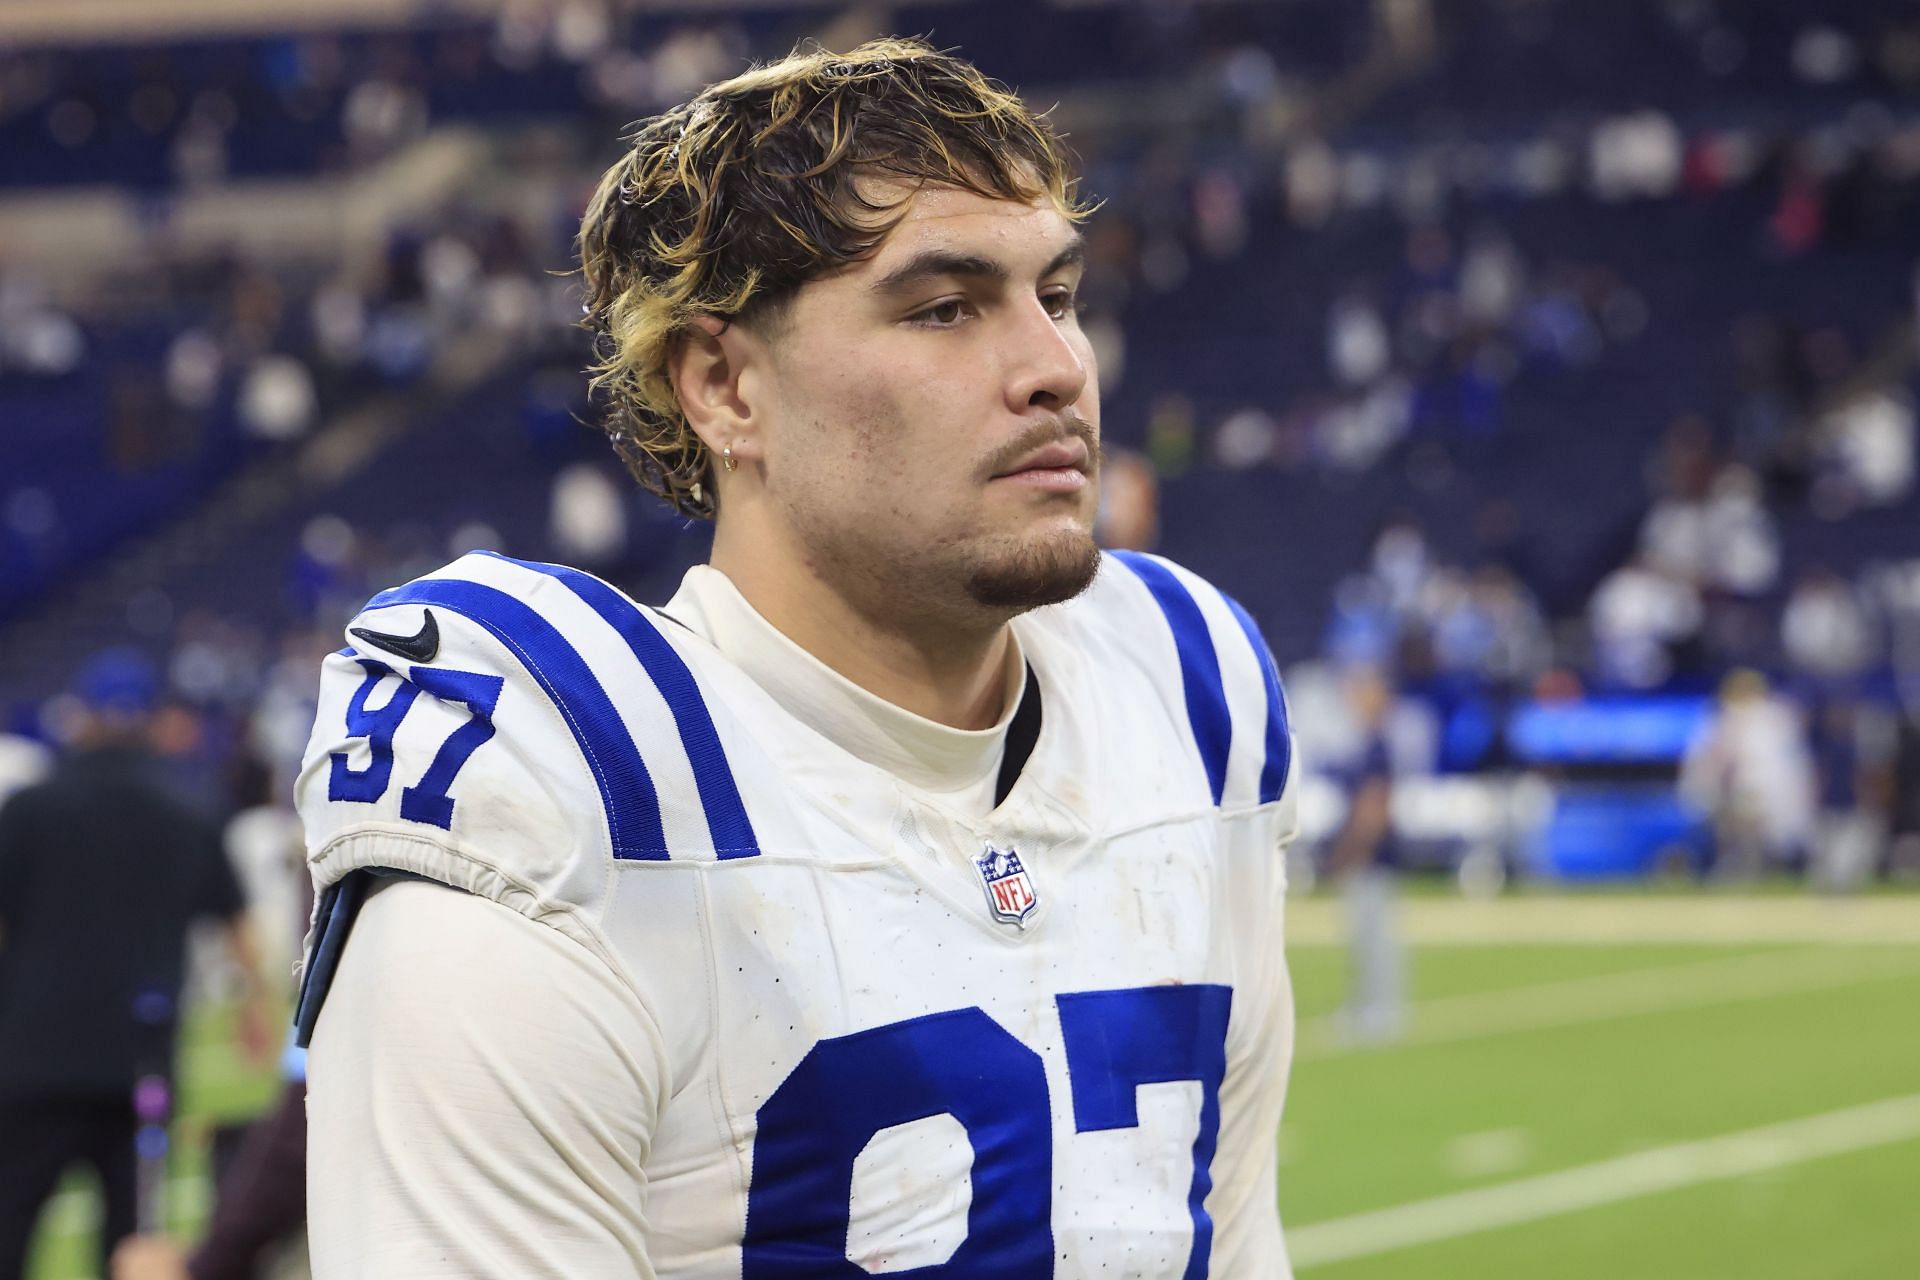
{"left": 963, "top": 529, "right": 1102, "bottom": 612}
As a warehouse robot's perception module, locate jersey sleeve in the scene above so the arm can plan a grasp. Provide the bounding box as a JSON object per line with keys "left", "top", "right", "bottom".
{"left": 291, "top": 548, "right": 772, "bottom": 1053}
{"left": 292, "top": 554, "right": 704, "bottom": 1273}
{"left": 291, "top": 550, "right": 686, "bottom": 1047}
{"left": 295, "top": 599, "right": 600, "bottom": 918}
{"left": 307, "top": 878, "right": 664, "bottom": 1279}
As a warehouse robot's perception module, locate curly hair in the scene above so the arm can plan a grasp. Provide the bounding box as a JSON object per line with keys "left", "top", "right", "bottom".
{"left": 577, "top": 37, "right": 1092, "bottom": 518}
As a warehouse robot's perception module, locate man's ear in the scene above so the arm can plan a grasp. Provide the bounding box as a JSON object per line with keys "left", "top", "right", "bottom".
{"left": 669, "top": 314, "right": 761, "bottom": 457}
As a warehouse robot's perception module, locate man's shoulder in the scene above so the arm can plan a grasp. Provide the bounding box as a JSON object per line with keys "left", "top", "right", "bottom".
{"left": 1028, "top": 551, "right": 1294, "bottom": 814}
{"left": 298, "top": 551, "right": 767, "bottom": 882}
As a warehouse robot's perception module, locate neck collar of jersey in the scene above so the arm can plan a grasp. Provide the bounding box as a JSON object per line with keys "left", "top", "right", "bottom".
{"left": 666, "top": 564, "right": 1024, "bottom": 800}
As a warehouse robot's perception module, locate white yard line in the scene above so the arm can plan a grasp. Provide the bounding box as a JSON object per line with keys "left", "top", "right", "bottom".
{"left": 1295, "top": 944, "right": 1920, "bottom": 1059}
{"left": 1287, "top": 1092, "right": 1920, "bottom": 1269}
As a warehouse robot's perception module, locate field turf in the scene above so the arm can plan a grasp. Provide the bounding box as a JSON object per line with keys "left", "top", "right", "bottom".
{"left": 27, "top": 894, "right": 1920, "bottom": 1279}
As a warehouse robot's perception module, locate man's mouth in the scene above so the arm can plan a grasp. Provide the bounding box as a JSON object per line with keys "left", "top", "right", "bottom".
{"left": 992, "top": 438, "right": 1092, "bottom": 488}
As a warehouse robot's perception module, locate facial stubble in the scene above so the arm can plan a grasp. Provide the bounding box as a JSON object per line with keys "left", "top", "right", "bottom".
{"left": 964, "top": 414, "right": 1103, "bottom": 611}
{"left": 962, "top": 520, "right": 1101, "bottom": 610}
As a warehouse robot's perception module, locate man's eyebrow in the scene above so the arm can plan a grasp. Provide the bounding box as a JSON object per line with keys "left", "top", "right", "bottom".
{"left": 1043, "top": 235, "right": 1087, "bottom": 279}
{"left": 869, "top": 233, "right": 1087, "bottom": 296}
{"left": 869, "top": 250, "right": 1005, "bottom": 295}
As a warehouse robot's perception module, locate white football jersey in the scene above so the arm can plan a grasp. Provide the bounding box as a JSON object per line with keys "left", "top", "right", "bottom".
{"left": 296, "top": 549, "right": 1299, "bottom": 1279}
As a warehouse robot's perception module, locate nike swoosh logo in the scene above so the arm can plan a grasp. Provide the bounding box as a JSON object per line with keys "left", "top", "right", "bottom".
{"left": 350, "top": 609, "right": 440, "bottom": 663}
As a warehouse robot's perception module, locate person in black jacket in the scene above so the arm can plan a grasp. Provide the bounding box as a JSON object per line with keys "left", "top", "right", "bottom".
{"left": 0, "top": 651, "right": 272, "bottom": 1280}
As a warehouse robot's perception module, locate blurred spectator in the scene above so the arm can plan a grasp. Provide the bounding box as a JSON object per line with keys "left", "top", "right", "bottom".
{"left": 110, "top": 844, "right": 313, "bottom": 1280}
{"left": 0, "top": 736, "right": 50, "bottom": 807}
{"left": 1323, "top": 574, "right": 1398, "bottom": 670}
{"left": 287, "top": 515, "right": 366, "bottom": 624}
{"left": 1589, "top": 555, "right": 1702, "bottom": 689}
{"left": 1457, "top": 228, "right": 1524, "bottom": 329}
{"left": 1782, "top": 568, "right": 1877, "bottom": 682}
{"left": 547, "top": 462, "right": 629, "bottom": 570}
{"left": 0, "top": 264, "right": 85, "bottom": 378}
{"left": 1327, "top": 291, "right": 1391, "bottom": 388}
{"left": 1423, "top": 568, "right": 1492, "bottom": 676}
{"left": 1697, "top": 465, "right": 1780, "bottom": 597}
{"left": 1808, "top": 695, "right": 1895, "bottom": 893}
{"left": 1369, "top": 516, "right": 1433, "bottom": 619}
{"left": 1433, "top": 564, "right": 1549, "bottom": 691}
{"left": 1327, "top": 665, "right": 1405, "bottom": 1044}
{"left": 1815, "top": 388, "right": 1916, "bottom": 515}
{"left": 1144, "top": 395, "right": 1197, "bottom": 478}
{"left": 1589, "top": 110, "right": 1683, "bottom": 202}
{"left": 1639, "top": 416, "right": 1717, "bottom": 579}
{"left": 237, "top": 355, "right": 318, "bottom": 443}
{"left": 164, "top": 329, "right": 224, "bottom": 414}
{"left": 1319, "top": 379, "right": 1413, "bottom": 471}
{"left": 1285, "top": 138, "right": 1340, "bottom": 229}
{"left": 1680, "top": 669, "right": 1818, "bottom": 879}
{"left": 221, "top": 750, "right": 305, "bottom": 996}
{"left": 0, "top": 652, "right": 274, "bottom": 1280}
{"left": 341, "top": 72, "right": 427, "bottom": 161}
{"left": 1094, "top": 449, "right": 1160, "bottom": 552}
{"left": 1212, "top": 406, "right": 1280, "bottom": 470}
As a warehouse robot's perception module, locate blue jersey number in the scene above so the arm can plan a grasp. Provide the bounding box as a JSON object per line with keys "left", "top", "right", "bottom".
{"left": 743, "top": 984, "right": 1232, "bottom": 1278}
{"left": 1057, "top": 985, "right": 1232, "bottom": 1280}
{"left": 326, "top": 659, "right": 504, "bottom": 829}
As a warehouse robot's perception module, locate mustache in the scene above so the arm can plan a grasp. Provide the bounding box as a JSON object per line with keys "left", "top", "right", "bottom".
{"left": 980, "top": 413, "right": 1102, "bottom": 481}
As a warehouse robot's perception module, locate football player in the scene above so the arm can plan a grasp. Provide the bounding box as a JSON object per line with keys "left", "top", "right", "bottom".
{"left": 295, "top": 37, "right": 1299, "bottom": 1278}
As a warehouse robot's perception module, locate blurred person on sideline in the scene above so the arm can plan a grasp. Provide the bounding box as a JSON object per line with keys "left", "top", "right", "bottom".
{"left": 111, "top": 759, "right": 314, "bottom": 1280}
{"left": 109, "top": 1039, "right": 308, "bottom": 1280}
{"left": 1093, "top": 446, "right": 1160, "bottom": 550}
{"left": 1889, "top": 686, "right": 1920, "bottom": 877}
{"left": 1806, "top": 694, "right": 1894, "bottom": 892}
{"left": 1327, "top": 665, "right": 1405, "bottom": 1043}
{"left": 1680, "top": 669, "right": 1818, "bottom": 880}
{"left": 0, "top": 652, "right": 275, "bottom": 1280}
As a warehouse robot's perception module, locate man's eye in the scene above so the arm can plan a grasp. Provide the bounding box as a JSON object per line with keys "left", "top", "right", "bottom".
{"left": 1042, "top": 290, "right": 1079, "bottom": 320}
{"left": 913, "top": 299, "right": 970, "bottom": 327}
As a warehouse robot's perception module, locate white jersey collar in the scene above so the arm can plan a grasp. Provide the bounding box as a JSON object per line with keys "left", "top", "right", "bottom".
{"left": 665, "top": 564, "right": 1022, "bottom": 807}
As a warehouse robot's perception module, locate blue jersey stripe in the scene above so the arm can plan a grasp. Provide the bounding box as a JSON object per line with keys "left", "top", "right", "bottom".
{"left": 481, "top": 552, "right": 760, "bottom": 859}
{"left": 367, "top": 577, "right": 668, "bottom": 860}
{"left": 1111, "top": 552, "right": 1232, "bottom": 805}
{"left": 1222, "top": 595, "right": 1292, "bottom": 805}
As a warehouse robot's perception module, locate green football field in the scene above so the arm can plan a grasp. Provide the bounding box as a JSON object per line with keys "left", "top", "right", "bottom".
{"left": 27, "top": 893, "right": 1920, "bottom": 1279}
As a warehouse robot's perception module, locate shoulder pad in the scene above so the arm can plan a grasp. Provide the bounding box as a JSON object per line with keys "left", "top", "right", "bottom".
{"left": 297, "top": 551, "right": 763, "bottom": 891}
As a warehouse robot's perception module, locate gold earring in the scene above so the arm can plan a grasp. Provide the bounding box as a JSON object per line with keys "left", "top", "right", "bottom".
{"left": 722, "top": 445, "right": 737, "bottom": 473}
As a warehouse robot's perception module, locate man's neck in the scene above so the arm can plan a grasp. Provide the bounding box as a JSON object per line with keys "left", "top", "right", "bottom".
{"left": 709, "top": 528, "right": 1012, "bottom": 731}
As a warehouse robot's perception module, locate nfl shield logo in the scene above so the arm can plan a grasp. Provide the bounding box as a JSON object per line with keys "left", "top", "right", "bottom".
{"left": 974, "top": 845, "right": 1039, "bottom": 928}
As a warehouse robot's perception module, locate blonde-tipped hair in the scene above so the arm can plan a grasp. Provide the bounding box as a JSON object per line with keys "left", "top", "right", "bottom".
{"left": 577, "top": 37, "right": 1091, "bottom": 518}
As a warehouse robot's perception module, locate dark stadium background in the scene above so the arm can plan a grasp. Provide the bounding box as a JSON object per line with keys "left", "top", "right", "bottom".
{"left": 2, "top": 2, "right": 1917, "bottom": 1277}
